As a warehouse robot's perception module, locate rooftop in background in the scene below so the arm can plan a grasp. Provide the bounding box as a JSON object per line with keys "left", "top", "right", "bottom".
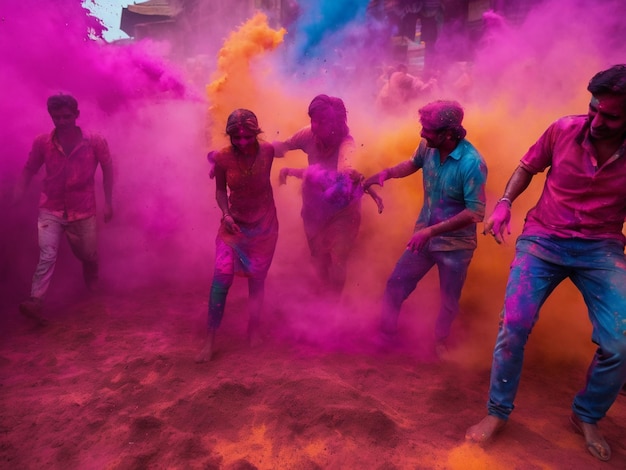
{"left": 120, "top": 0, "right": 182, "bottom": 38}
{"left": 83, "top": 0, "right": 130, "bottom": 42}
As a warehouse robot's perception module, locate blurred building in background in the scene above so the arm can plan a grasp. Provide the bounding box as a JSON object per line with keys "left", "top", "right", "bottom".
{"left": 367, "top": 0, "right": 545, "bottom": 77}
{"left": 117, "top": 0, "right": 545, "bottom": 79}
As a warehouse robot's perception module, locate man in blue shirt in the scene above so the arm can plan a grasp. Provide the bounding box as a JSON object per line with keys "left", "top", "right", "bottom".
{"left": 364, "top": 100, "right": 487, "bottom": 358}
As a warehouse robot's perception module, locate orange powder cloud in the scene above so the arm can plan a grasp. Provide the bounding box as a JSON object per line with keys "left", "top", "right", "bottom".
{"left": 206, "top": 12, "right": 286, "bottom": 146}
{"left": 202, "top": 11, "right": 607, "bottom": 369}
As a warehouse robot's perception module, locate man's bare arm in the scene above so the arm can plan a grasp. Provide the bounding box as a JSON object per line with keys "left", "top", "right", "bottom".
{"left": 484, "top": 165, "right": 534, "bottom": 243}
{"left": 363, "top": 160, "right": 418, "bottom": 189}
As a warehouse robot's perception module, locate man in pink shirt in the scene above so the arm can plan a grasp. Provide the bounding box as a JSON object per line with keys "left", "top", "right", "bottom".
{"left": 16, "top": 94, "right": 113, "bottom": 323}
{"left": 466, "top": 65, "right": 626, "bottom": 462}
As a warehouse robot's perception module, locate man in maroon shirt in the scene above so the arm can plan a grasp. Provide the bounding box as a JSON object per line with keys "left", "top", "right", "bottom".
{"left": 465, "top": 65, "right": 626, "bottom": 462}
{"left": 16, "top": 94, "right": 113, "bottom": 322}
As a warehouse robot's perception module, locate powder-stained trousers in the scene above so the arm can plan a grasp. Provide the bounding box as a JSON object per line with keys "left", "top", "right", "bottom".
{"left": 31, "top": 209, "right": 98, "bottom": 299}
{"left": 487, "top": 235, "right": 626, "bottom": 423}
{"left": 380, "top": 246, "right": 474, "bottom": 342}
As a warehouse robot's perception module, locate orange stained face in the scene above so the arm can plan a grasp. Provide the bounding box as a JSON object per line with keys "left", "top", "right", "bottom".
{"left": 420, "top": 126, "right": 447, "bottom": 149}
{"left": 588, "top": 94, "right": 626, "bottom": 141}
{"left": 229, "top": 127, "right": 258, "bottom": 152}
{"left": 49, "top": 107, "right": 79, "bottom": 130}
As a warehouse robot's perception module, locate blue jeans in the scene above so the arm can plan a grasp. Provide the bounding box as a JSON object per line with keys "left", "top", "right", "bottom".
{"left": 381, "top": 247, "right": 474, "bottom": 342}
{"left": 30, "top": 210, "right": 98, "bottom": 299}
{"left": 487, "top": 236, "right": 626, "bottom": 423}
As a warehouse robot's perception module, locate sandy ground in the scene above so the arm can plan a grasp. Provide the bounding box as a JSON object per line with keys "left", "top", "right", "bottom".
{"left": 1, "top": 269, "right": 625, "bottom": 470}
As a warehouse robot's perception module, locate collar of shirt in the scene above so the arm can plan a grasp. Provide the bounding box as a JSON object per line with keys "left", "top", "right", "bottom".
{"left": 50, "top": 127, "right": 86, "bottom": 155}
{"left": 577, "top": 118, "right": 626, "bottom": 166}
{"left": 447, "top": 140, "right": 467, "bottom": 161}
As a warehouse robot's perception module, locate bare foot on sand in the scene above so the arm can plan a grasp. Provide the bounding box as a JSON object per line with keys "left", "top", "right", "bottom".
{"left": 465, "top": 415, "right": 507, "bottom": 443}
{"left": 195, "top": 334, "right": 214, "bottom": 363}
{"left": 570, "top": 413, "right": 611, "bottom": 462}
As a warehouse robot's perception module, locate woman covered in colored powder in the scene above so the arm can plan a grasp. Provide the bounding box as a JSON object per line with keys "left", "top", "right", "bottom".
{"left": 274, "top": 94, "right": 383, "bottom": 299}
{"left": 196, "top": 109, "right": 279, "bottom": 362}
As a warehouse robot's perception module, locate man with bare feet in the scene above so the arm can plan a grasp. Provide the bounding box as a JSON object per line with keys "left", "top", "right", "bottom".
{"left": 466, "top": 65, "right": 626, "bottom": 462}
{"left": 15, "top": 94, "right": 113, "bottom": 324}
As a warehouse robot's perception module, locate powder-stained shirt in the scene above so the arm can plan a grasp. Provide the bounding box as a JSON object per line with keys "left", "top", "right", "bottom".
{"left": 520, "top": 115, "right": 626, "bottom": 244}
{"left": 215, "top": 141, "right": 277, "bottom": 227}
{"left": 25, "top": 129, "right": 112, "bottom": 221}
{"left": 214, "top": 141, "right": 278, "bottom": 278}
{"left": 411, "top": 138, "right": 487, "bottom": 251}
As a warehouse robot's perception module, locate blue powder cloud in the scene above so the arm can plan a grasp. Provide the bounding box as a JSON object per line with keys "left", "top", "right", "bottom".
{"left": 291, "top": 0, "right": 371, "bottom": 61}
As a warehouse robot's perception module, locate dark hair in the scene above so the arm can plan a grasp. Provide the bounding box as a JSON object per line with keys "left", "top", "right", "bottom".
{"left": 307, "top": 94, "right": 349, "bottom": 140}
{"left": 47, "top": 93, "right": 78, "bottom": 113}
{"left": 587, "top": 64, "right": 626, "bottom": 96}
{"left": 225, "top": 108, "right": 262, "bottom": 136}
{"left": 418, "top": 100, "right": 467, "bottom": 140}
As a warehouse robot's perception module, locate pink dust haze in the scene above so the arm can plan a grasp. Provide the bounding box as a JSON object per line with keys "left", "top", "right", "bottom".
{"left": 1, "top": 0, "right": 625, "bottom": 363}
